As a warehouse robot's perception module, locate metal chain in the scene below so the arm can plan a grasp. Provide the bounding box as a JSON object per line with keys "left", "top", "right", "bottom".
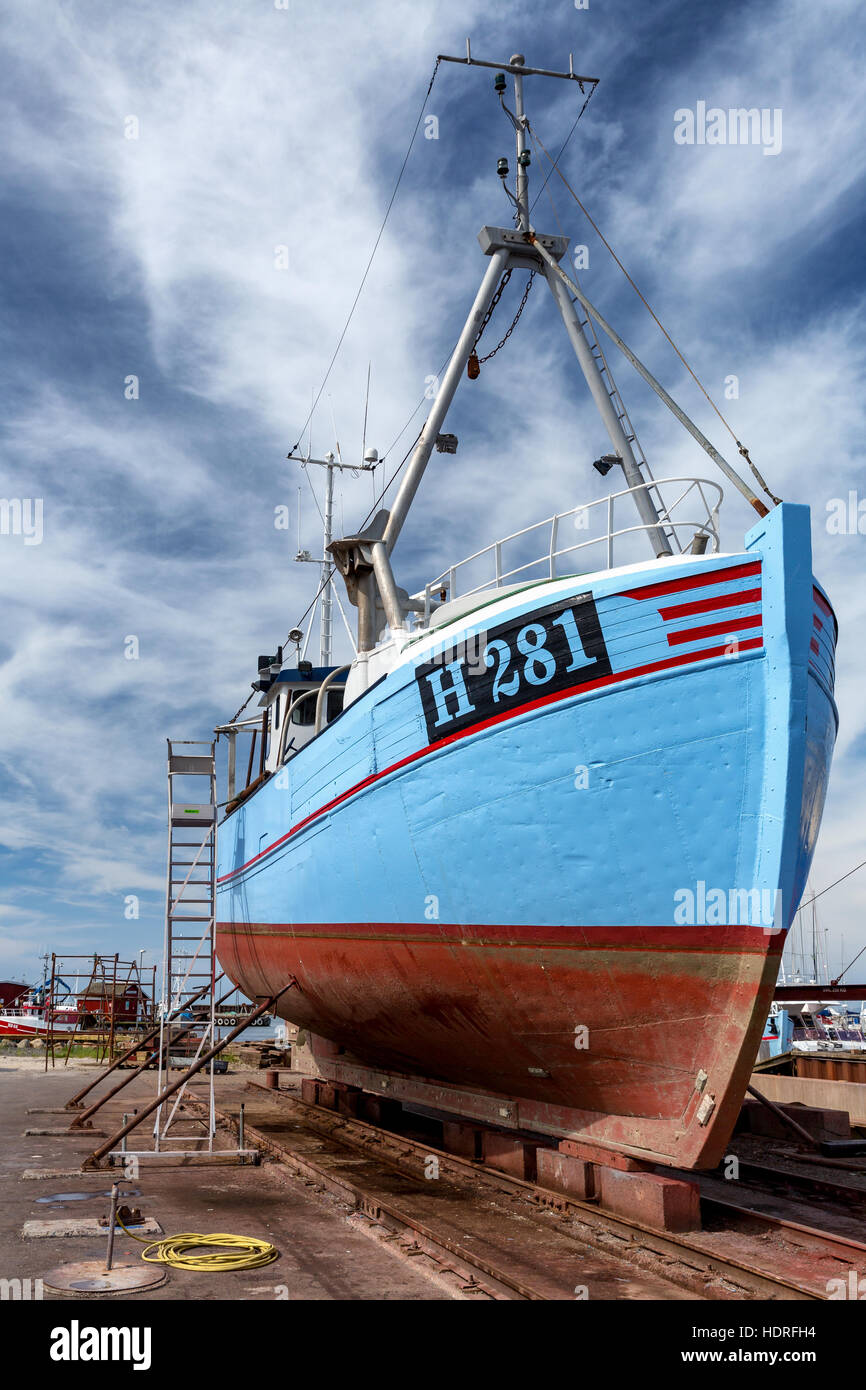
{"left": 474, "top": 270, "right": 536, "bottom": 364}
{"left": 473, "top": 268, "right": 513, "bottom": 345}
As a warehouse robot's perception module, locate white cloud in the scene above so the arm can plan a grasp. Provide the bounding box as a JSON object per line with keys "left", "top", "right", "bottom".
{"left": 1, "top": 0, "right": 865, "bottom": 986}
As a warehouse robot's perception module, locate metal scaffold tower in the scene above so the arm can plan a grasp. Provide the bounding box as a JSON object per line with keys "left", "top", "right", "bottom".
{"left": 44, "top": 951, "right": 156, "bottom": 1070}
{"left": 153, "top": 739, "right": 219, "bottom": 1149}
{"left": 62, "top": 738, "right": 295, "bottom": 1169}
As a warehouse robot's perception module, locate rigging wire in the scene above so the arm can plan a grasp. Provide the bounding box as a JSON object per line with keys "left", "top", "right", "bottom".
{"left": 240, "top": 64, "right": 769, "bottom": 716}
{"left": 244, "top": 50, "right": 485, "bottom": 725}
{"left": 353, "top": 332, "right": 461, "bottom": 532}
{"left": 536, "top": 169, "right": 665, "bottom": 523}
{"left": 783, "top": 856, "right": 866, "bottom": 985}
{"left": 301, "top": 458, "right": 326, "bottom": 527}
{"left": 835, "top": 938, "right": 866, "bottom": 985}
{"left": 225, "top": 381, "right": 433, "bottom": 728}
{"left": 528, "top": 79, "right": 597, "bottom": 215}
{"left": 361, "top": 362, "right": 372, "bottom": 468}
{"left": 802, "top": 857, "right": 866, "bottom": 984}
{"left": 287, "top": 58, "right": 442, "bottom": 459}
{"left": 357, "top": 432, "right": 422, "bottom": 531}
{"left": 230, "top": 63, "right": 576, "bottom": 717}
{"left": 242, "top": 58, "right": 448, "bottom": 711}
{"left": 805, "top": 857, "right": 866, "bottom": 909}
{"left": 527, "top": 121, "right": 781, "bottom": 507}
{"left": 355, "top": 251, "right": 541, "bottom": 531}
{"left": 224, "top": 563, "right": 339, "bottom": 726}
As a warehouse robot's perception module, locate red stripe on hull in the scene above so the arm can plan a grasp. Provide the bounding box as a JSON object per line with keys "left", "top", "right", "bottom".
{"left": 658, "top": 586, "right": 762, "bottom": 620}
{"left": 218, "top": 920, "right": 778, "bottom": 951}
{"left": 218, "top": 636, "right": 765, "bottom": 885}
{"left": 620, "top": 560, "right": 761, "bottom": 603}
{"left": 666, "top": 613, "right": 762, "bottom": 646}
{"left": 813, "top": 587, "right": 834, "bottom": 620}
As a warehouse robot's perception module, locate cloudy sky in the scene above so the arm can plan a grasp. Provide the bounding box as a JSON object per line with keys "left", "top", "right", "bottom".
{"left": 1, "top": 0, "right": 864, "bottom": 990}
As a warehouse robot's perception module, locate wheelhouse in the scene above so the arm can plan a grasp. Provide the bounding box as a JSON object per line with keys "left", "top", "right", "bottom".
{"left": 220, "top": 660, "right": 348, "bottom": 815}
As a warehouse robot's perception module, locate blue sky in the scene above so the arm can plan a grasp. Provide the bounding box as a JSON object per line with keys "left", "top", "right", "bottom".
{"left": 1, "top": 0, "right": 864, "bottom": 988}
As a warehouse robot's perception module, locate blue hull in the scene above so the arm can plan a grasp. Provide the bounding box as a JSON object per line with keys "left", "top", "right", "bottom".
{"left": 217, "top": 502, "right": 837, "bottom": 1167}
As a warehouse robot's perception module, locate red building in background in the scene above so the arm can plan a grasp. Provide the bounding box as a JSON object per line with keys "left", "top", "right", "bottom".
{"left": 0, "top": 981, "right": 30, "bottom": 1009}
{"left": 76, "top": 979, "right": 149, "bottom": 1027}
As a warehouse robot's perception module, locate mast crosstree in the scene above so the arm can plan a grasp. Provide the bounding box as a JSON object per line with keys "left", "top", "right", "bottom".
{"left": 293, "top": 451, "right": 376, "bottom": 665}
{"left": 329, "top": 49, "right": 679, "bottom": 650}
{"left": 323, "top": 46, "right": 775, "bottom": 658}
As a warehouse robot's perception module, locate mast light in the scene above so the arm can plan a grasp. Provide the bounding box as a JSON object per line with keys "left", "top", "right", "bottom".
{"left": 435, "top": 434, "right": 458, "bottom": 454}
{"left": 593, "top": 454, "right": 619, "bottom": 477}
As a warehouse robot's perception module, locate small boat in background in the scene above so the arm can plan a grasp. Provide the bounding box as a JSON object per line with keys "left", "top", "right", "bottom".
{"left": 0, "top": 978, "right": 79, "bottom": 1039}
{"left": 760, "top": 997, "right": 866, "bottom": 1062}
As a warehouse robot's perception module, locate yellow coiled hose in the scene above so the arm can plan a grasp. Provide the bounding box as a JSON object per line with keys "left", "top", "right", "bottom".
{"left": 116, "top": 1211, "right": 278, "bottom": 1271}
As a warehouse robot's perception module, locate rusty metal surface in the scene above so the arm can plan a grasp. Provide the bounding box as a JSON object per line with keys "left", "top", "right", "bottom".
{"left": 41, "top": 1258, "right": 167, "bottom": 1296}
{"left": 81, "top": 984, "right": 296, "bottom": 1168}
{"left": 217, "top": 923, "right": 783, "bottom": 1172}
{"left": 190, "top": 1094, "right": 695, "bottom": 1301}
{"left": 184, "top": 1080, "right": 866, "bottom": 1300}
{"left": 254, "top": 1083, "right": 866, "bottom": 1296}
{"left": 794, "top": 1054, "right": 866, "bottom": 1083}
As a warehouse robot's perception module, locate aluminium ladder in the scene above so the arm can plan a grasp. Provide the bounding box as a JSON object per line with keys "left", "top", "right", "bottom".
{"left": 154, "top": 739, "right": 219, "bottom": 1147}
{"left": 70, "top": 737, "right": 296, "bottom": 1169}
{"left": 574, "top": 294, "right": 681, "bottom": 555}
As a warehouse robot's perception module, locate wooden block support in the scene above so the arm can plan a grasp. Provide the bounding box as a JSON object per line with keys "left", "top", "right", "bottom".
{"left": 335, "top": 1085, "right": 362, "bottom": 1118}
{"left": 558, "top": 1139, "right": 649, "bottom": 1172}
{"left": 441, "top": 1120, "right": 483, "bottom": 1160}
{"left": 482, "top": 1132, "right": 541, "bottom": 1182}
{"left": 597, "top": 1166, "right": 701, "bottom": 1233}
{"left": 360, "top": 1095, "right": 402, "bottom": 1128}
{"left": 536, "top": 1148, "right": 596, "bottom": 1201}
{"left": 738, "top": 1097, "right": 850, "bottom": 1141}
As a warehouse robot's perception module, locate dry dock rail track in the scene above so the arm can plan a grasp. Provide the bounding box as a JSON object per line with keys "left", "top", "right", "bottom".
{"left": 180, "top": 1081, "right": 866, "bottom": 1301}
{"left": 10, "top": 1061, "right": 864, "bottom": 1302}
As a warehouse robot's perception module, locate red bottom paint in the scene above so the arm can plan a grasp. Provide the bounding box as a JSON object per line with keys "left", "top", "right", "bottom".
{"left": 216, "top": 920, "right": 783, "bottom": 1168}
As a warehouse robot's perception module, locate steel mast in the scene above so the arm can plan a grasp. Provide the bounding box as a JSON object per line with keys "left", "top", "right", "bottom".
{"left": 379, "top": 47, "right": 672, "bottom": 565}
{"left": 330, "top": 46, "right": 766, "bottom": 651}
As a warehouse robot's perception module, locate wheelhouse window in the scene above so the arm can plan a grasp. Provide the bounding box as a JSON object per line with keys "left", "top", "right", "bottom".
{"left": 290, "top": 693, "right": 315, "bottom": 726}
{"left": 288, "top": 686, "right": 344, "bottom": 727}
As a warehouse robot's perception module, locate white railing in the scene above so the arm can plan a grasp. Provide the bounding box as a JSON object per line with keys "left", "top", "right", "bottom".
{"left": 416, "top": 476, "right": 723, "bottom": 620}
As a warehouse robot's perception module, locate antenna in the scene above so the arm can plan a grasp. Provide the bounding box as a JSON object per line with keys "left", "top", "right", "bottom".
{"left": 293, "top": 449, "right": 377, "bottom": 666}
{"left": 361, "top": 362, "right": 372, "bottom": 468}
{"left": 435, "top": 46, "right": 598, "bottom": 235}
{"left": 329, "top": 401, "right": 344, "bottom": 465}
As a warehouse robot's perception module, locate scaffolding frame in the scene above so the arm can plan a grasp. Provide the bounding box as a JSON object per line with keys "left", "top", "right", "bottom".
{"left": 72, "top": 736, "right": 301, "bottom": 1168}
{"left": 43, "top": 952, "right": 156, "bottom": 1070}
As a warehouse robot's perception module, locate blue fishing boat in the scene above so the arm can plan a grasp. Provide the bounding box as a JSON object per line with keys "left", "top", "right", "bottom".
{"left": 213, "top": 48, "right": 838, "bottom": 1169}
